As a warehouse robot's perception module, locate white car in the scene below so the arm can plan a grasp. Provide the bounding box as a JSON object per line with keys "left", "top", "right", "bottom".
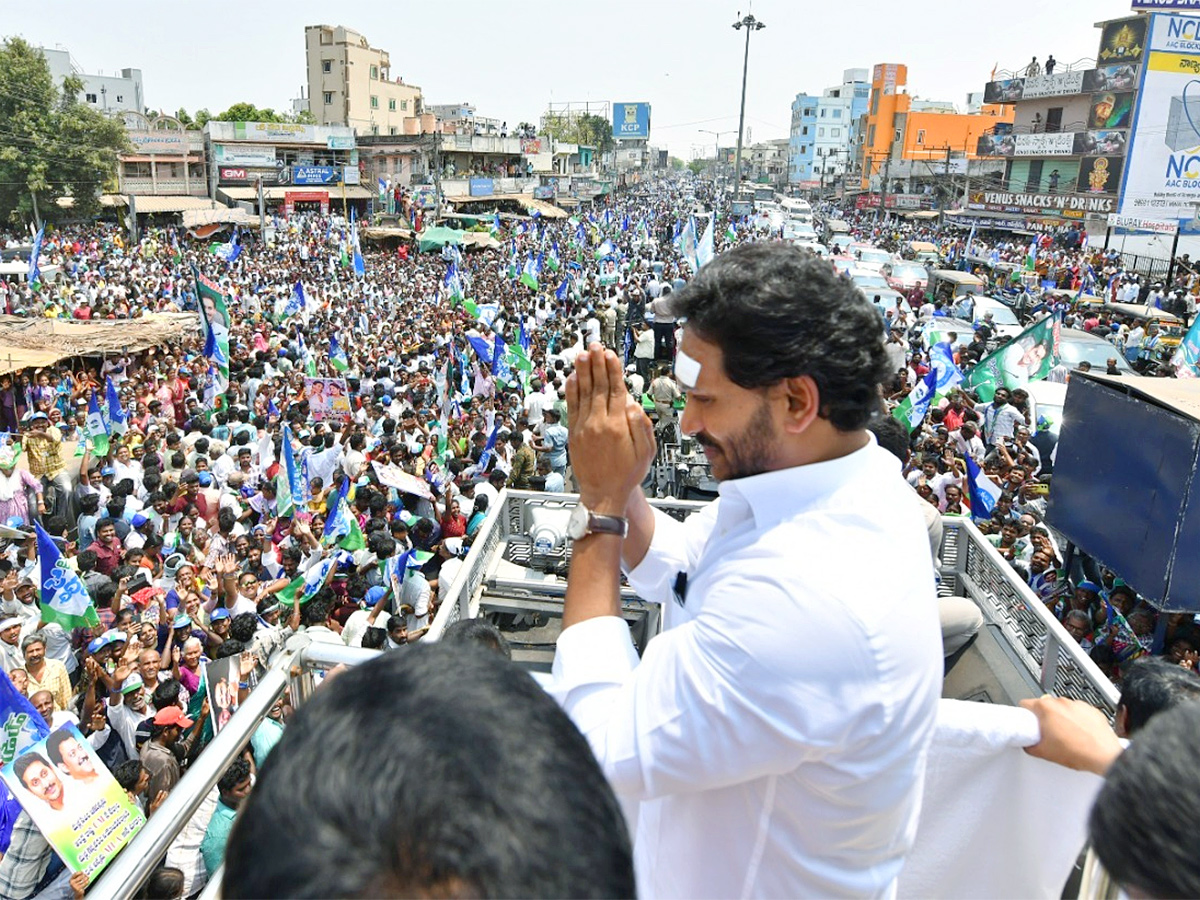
{"left": 967, "top": 296, "right": 1023, "bottom": 342}
{"left": 792, "top": 240, "right": 829, "bottom": 257}
{"left": 846, "top": 243, "right": 895, "bottom": 274}
{"left": 849, "top": 269, "right": 905, "bottom": 316}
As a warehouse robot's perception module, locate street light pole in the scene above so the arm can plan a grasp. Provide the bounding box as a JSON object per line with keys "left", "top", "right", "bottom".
{"left": 731, "top": 13, "right": 765, "bottom": 197}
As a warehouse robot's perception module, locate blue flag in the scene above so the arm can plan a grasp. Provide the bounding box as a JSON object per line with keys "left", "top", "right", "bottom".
{"left": 282, "top": 281, "right": 305, "bottom": 319}
{"left": 323, "top": 477, "right": 353, "bottom": 540}
{"left": 965, "top": 456, "right": 1004, "bottom": 521}
{"left": 330, "top": 333, "right": 350, "bottom": 372}
{"left": 478, "top": 422, "right": 501, "bottom": 472}
{"left": 493, "top": 334, "right": 511, "bottom": 383}
{"left": 267, "top": 396, "right": 280, "bottom": 419}
{"left": 28, "top": 225, "right": 44, "bottom": 285}
{"left": 458, "top": 347, "right": 472, "bottom": 397}
{"left": 929, "top": 342, "right": 964, "bottom": 392}
{"left": 518, "top": 316, "right": 530, "bottom": 354}
{"left": 555, "top": 278, "right": 569, "bottom": 301}
{"left": 467, "top": 335, "right": 494, "bottom": 362}
{"left": 37, "top": 521, "right": 100, "bottom": 630}
{"left": 105, "top": 376, "right": 128, "bottom": 436}
{"left": 0, "top": 668, "right": 50, "bottom": 848}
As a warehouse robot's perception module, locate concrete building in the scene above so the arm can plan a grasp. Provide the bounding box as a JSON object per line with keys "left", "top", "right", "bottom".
{"left": 304, "top": 25, "right": 425, "bottom": 136}
{"left": 746, "top": 139, "right": 791, "bottom": 190}
{"left": 39, "top": 46, "right": 144, "bottom": 114}
{"left": 206, "top": 120, "right": 371, "bottom": 217}
{"left": 117, "top": 112, "right": 207, "bottom": 197}
{"left": 859, "top": 62, "right": 1012, "bottom": 191}
{"left": 789, "top": 69, "right": 870, "bottom": 191}
{"left": 967, "top": 15, "right": 1139, "bottom": 232}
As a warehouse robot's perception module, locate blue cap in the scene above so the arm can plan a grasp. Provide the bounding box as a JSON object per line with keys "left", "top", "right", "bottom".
{"left": 173, "top": 613, "right": 192, "bottom": 629}
{"left": 197, "top": 472, "right": 214, "bottom": 487}
{"left": 101, "top": 467, "right": 115, "bottom": 476}
{"left": 364, "top": 586, "right": 388, "bottom": 605}
{"left": 1077, "top": 580, "right": 1102, "bottom": 594}
{"left": 210, "top": 608, "right": 231, "bottom": 621}
{"left": 131, "top": 513, "right": 150, "bottom": 528}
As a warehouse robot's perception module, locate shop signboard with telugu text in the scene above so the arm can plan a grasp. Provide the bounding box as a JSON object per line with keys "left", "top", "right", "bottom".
{"left": 1119, "top": 13, "right": 1200, "bottom": 230}
{"left": 213, "top": 144, "right": 277, "bottom": 168}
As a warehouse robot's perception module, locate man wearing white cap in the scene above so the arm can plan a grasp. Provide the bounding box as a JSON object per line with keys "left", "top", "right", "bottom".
{"left": 0, "top": 616, "right": 23, "bottom": 674}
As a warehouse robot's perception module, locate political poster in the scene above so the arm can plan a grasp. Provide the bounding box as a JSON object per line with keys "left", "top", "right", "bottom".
{"left": 373, "top": 461, "right": 434, "bottom": 501}
{"left": 0, "top": 724, "right": 145, "bottom": 878}
{"left": 598, "top": 255, "right": 621, "bottom": 285}
{"left": 205, "top": 656, "right": 241, "bottom": 733}
{"left": 1119, "top": 14, "right": 1200, "bottom": 228}
{"left": 963, "top": 315, "right": 1061, "bottom": 402}
{"left": 304, "top": 377, "right": 352, "bottom": 423}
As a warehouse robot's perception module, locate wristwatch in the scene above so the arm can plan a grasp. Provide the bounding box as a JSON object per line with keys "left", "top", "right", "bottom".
{"left": 566, "top": 503, "right": 629, "bottom": 541}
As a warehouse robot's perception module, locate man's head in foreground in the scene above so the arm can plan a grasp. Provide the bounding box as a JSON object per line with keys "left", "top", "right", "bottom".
{"left": 223, "top": 643, "right": 633, "bottom": 898}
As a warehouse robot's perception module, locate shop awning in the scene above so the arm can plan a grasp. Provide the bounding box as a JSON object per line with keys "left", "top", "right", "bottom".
{"left": 110, "top": 195, "right": 224, "bottom": 213}
{"left": 0, "top": 313, "right": 199, "bottom": 374}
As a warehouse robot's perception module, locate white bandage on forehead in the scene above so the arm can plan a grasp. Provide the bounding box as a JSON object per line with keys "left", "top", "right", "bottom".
{"left": 674, "top": 348, "right": 702, "bottom": 390}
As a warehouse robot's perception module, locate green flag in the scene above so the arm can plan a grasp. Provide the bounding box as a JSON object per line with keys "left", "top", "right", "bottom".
{"left": 963, "top": 314, "right": 1061, "bottom": 403}
{"left": 276, "top": 472, "right": 295, "bottom": 519}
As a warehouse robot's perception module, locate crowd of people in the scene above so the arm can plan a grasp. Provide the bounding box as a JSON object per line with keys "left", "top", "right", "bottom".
{"left": 0, "top": 177, "right": 1192, "bottom": 896}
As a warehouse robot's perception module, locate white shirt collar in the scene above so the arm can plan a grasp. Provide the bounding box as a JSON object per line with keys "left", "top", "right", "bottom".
{"left": 716, "top": 434, "right": 881, "bottom": 531}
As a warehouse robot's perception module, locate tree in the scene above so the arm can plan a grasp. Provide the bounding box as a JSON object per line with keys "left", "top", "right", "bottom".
{"left": 687, "top": 160, "right": 706, "bottom": 176}
{"left": 212, "top": 103, "right": 286, "bottom": 123}
{"left": 286, "top": 109, "right": 317, "bottom": 125}
{"left": 540, "top": 112, "right": 615, "bottom": 155}
{"left": 0, "top": 37, "right": 129, "bottom": 225}
{"left": 175, "top": 108, "right": 194, "bottom": 128}
{"left": 669, "top": 156, "right": 686, "bottom": 172}
{"left": 194, "top": 109, "right": 212, "bottom": 129}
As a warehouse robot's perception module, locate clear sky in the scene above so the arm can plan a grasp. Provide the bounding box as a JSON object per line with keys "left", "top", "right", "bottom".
{"left": 4, "top": 0, "right": 1137, "bottom": 156}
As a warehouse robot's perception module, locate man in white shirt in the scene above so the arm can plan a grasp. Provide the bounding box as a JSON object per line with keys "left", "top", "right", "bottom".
{"left": 551, "top": 245, "right": 942, "bottom": 898}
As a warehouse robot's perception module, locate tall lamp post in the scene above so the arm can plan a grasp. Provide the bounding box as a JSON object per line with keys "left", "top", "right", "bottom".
{"left": 731, "top": 13, "right": 765, "bottom": 196}
{"left": 699, "top": 129, "right": 736, "bottom": 184}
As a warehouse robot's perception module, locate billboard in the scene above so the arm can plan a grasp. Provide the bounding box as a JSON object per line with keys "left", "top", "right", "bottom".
{"left": 1098, "top": 16, "right": 1148, "bottom": 64}
{"left": 1119, "top": 13, "right": 1200, "bottom": 227}
{"left": 612, "top": 103, "right": 651, "bottom": 139}
{"left": 1130, "top": 0, "right": 1200, "bottom": 11}
{"left": 469, "top": 177, "right": 494, "bottom": 196}
{"left": 1078, "top": 155, "right": 1124, "bottom": 194}
{"left": 292, "top": 165, "right": 340, "bottom": 185}
{"left": 1088, "top": 91, "right": 1135, "bottom": 128}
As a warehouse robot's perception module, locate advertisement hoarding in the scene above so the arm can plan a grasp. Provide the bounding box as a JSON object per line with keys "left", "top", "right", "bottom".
{"left": 1078, "top": 155, "right": 1124, "bottom": 194}
{"left": 469, "top": 177, "right": 494, "bottom": 197}
{"left": 292, "top": 166, "right": 340, "bottom": 185}
{"left": 1119, "top": 13, "right": 1200, "bottom": 228}
{"left": 969, "top": 190, "right": 1118, "bottom": 216}
{"left": 612, "top": 103, "right": 651, "bottom": 139}
{"left": 213, "top": 144, "right": 277, "bottom": 168}
{"left": 1098, "top": 16, "right": 1148, "bottom": 64}
{"left": 1131, "top": 0, "right": 1200, "bottom": 8}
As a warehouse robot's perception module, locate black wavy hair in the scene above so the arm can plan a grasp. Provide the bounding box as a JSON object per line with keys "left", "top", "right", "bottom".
{"left": 676, "top": 242, "right": 890, "bottom": 431}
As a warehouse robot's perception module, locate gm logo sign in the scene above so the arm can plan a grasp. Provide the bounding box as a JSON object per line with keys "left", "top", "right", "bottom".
{"left": 613, "top": 103, "right": 650, "bottom": 140}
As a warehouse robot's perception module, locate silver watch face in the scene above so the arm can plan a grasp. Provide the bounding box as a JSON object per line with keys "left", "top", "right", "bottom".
{"left": 566, "top": 504, "right": 590, "bottom": 540}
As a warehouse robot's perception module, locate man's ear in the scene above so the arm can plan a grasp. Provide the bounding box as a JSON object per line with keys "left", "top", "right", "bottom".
{"left": 779, "top": 375, "right": 821, "bottom": 435}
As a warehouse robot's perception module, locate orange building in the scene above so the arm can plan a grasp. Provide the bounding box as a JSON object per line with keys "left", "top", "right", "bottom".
{"left": 858, "top": 63, "right": 1013, "bottom": 188}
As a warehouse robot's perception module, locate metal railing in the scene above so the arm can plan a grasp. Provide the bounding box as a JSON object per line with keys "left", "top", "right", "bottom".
{"left": 938, "top": 517, "right": 1120, "bottom": 715}
{"left": 89, "top": 640, "right": 380, "bottom": 900}
{"left": 993, "top": 57, "right": 1098, "bottom": 80}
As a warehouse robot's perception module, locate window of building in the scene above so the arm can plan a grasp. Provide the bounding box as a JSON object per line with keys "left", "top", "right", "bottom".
{"left": 401, "top": 99, "right": 408, "bottom": 110}
{"left": 388, "top": 98, "right": 396, "bottom": 111}
{"left": 372, "top": 124, "right": 379, "bottom": 135}
{"left": 820, "top": 108, "right": 826, "bottom": 117}
{"left": 371, "top": 95, "right": 379, "bottom": 109}
{"left": 871, "top": 92, "right": 880, "bottom": 115}
{"left": 125, "top": 162, "right": 151, "bottom": 178}
{"left": 916, "top": 129, "right": 925, "bottom": 145}
{"left": 390, "top": 126, "right": 398, "bottom": 135}
{"left": 322, "top": 60, "right": 331, "bottom": 73}
{"left": 85, "top": 93, "right": 97, "bottom": 103}
{"left": 801, "top": 126, "right": 809, "bottom": 136}
{"left": 370, "top": 64, "right": 379, "bottom": 80}
{"left": 832, "top": 128, "right": 841, "bottom": 138}
{"left": 833, "top": 109, "right": 842, "bottom": 118}
{"left": 868, "top": 124, "right": 876, "bottom": 145}
{"left": 818, "top": 127, "right": 825, "bottom": 137}
{"left": 188, "top": 163, "right": 205, "bottom": 179}
{"left": 116, "top": 95, "right": 123, "bottom": 103}
{"left": 324, "top": 91, "right": 333, "bottom": 105}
